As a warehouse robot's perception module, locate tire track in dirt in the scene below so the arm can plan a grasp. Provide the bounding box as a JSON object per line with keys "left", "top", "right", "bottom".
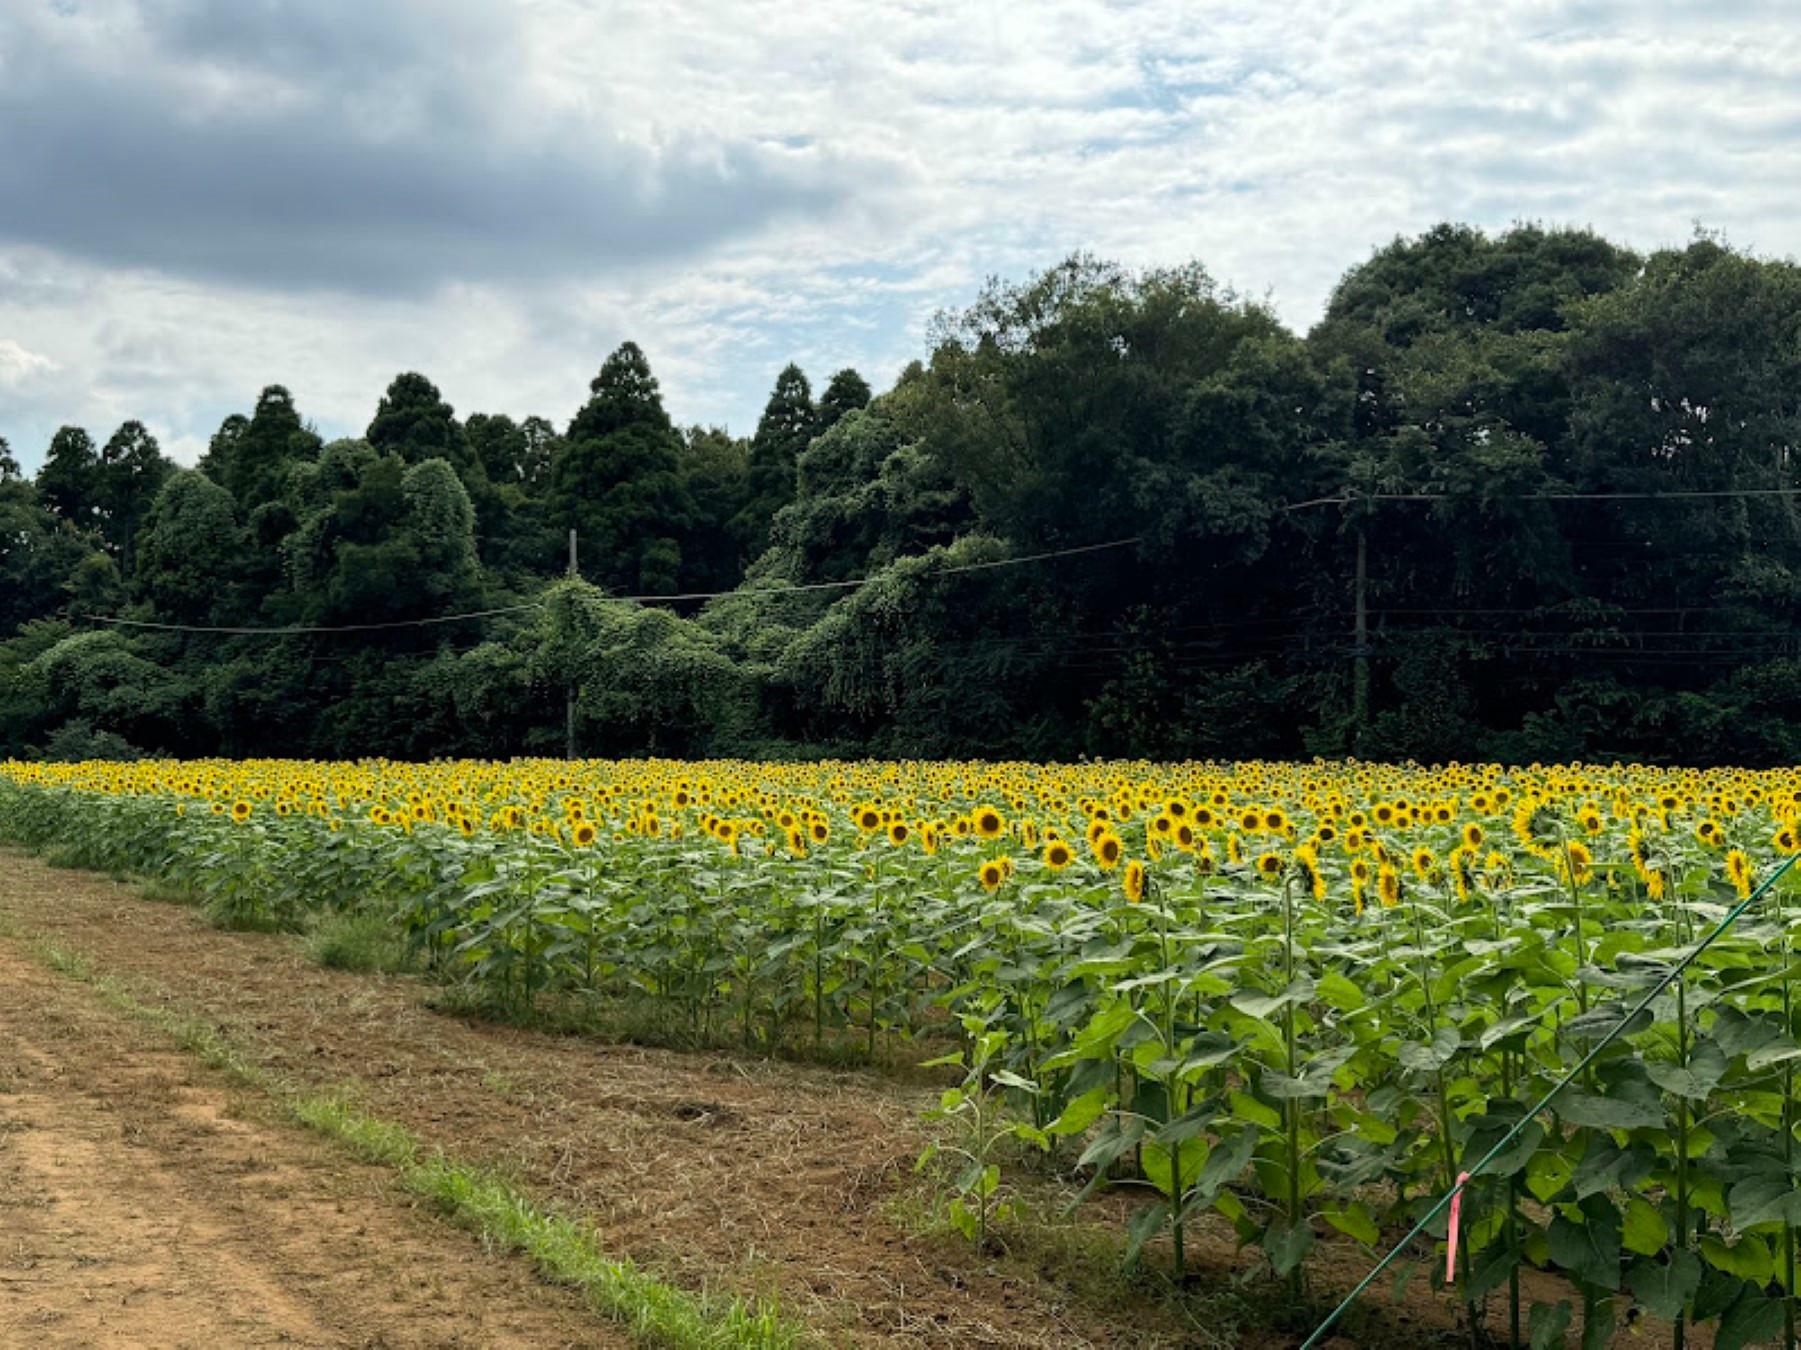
{"left": 0, "top": 936, "right": 619, "bottom": 1349}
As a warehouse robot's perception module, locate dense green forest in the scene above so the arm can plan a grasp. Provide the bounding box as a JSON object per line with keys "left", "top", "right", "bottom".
{"left": 5, "top": 222, "right": 1801, "bottom": 765}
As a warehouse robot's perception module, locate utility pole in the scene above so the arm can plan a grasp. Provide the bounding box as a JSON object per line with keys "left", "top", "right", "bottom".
{"left": 565, "top": 528, "right": 577, "bottom": 761}
{"left": 1351, "top": 509, "right": 1370, "bottom": 750}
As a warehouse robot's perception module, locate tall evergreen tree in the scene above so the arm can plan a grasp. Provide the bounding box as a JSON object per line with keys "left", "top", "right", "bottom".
{"left": 95, "top": 420, "right": 171, "bottom": 569}
{"left": 367, "top": 372, "right": 473, "bottom": 474}
{"left": 37, "top": 426, "right": 100, "bottom": 524}
{"left": 736, "top": 363, "right": 815, "bottom": 558}
{"left": 213, "top": 386, "right": 323, "bottom": 508}
{"left": 551, "top": 343, "right": 694, "bottom": 594}
{"left": 815, "top": 367, "right": 872, "bottom": 436}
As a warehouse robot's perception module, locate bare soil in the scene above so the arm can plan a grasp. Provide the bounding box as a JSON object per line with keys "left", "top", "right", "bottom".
{"left": 0, "top": 851, "right": 1150, "bottom": 1346}
{"left": 0, "top": 937, "right": 611, "bottom": 1348}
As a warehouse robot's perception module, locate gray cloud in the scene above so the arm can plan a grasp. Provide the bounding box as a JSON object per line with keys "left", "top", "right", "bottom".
{"left": 0, "top": 1, "right": 850, "bottom": 294}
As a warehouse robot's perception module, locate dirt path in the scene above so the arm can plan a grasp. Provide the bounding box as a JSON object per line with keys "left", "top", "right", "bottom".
{"left": 0, "top": 937, "right": 614, "bottom": 1348}
{"left": 0, "top": 851, "right": 1136, "bottom": 1347}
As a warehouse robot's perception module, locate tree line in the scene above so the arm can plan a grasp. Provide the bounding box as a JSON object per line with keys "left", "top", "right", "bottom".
{"left": 5, "top": 222, "right": 1801, "bottom": 765}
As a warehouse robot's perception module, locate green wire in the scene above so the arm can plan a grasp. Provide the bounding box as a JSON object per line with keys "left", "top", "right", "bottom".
{"left": 1300, "top": 849, "right": 1801, "bottom": 1350}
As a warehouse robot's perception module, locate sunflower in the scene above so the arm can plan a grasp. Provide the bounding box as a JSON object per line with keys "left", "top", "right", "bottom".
{"left": 887, "top": 821, "right": 910, "bottom": 846}
{"left": 1560, "top": 840, "right": 1594, "bottom": 886}
{"left": 1510, "top": 797, "right": 1561, "bottom": 860}
{"left": 1726, "top": 848, "right": 1755, "bottom": 900}
{"left": 1254, "top": 851, "right": 1284, "bottom": 879}
{"left": 571, "top": 820, "right": 598, "bottom": 848}
{"left": 1292, "top": 844, "right": 1326, "bottom": 901}
{"left": 974, "top": 806, "right": 1005, "bottom": 839}
{"left": 1093, "top": 832, "right": 1124, "bottom": 870}
{"left": 1448, "top": 844, "right": 1476, "bottom": 902}
{"left": 978, "top": 860, "right": 1005, "bottom": 893}
{"left": 1378, "top": 863, "right": 1402, "bottom": 908}
{"left": 1044, "top": 840, "right": 1074, "bottom": 871}
{"left": 1461, "top": 822, "right": 1484, "bottom": 850}
{"left": 1123, "top": 859, "right": 1146, "bottom": 903}
{"left": 231, "top": 800, "right": 252, "bottom": 822}
{"left": 1411, "top": 846, "right": 1438, "bottom": 882}
{"left": 1484, "top": 850, "right": 1512, "bottom": 891}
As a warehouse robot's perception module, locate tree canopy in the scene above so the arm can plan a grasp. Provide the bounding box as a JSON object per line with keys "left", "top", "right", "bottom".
{"left": 7, "top": 223, "right": 1801, "bottom": 766}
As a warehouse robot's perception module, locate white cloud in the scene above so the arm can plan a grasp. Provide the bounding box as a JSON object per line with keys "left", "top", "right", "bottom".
{"left": 0, "top": 338, "right": 56, "bottom": 386}
{"left": 3, "top": 0, "right": 1800, "bottom": 468}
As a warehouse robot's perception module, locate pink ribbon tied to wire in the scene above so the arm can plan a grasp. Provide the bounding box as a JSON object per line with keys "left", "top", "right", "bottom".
{"left": 1445, "top": 1172, "right": 1472, "bottom": 1283}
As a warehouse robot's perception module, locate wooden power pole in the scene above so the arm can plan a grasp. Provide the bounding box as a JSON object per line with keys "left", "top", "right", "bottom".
{"left": 565, "top": 528, "right": 577, "bottom": 761}
{"left": 1351, "top": 515, "right": 1369, "bottom": 749}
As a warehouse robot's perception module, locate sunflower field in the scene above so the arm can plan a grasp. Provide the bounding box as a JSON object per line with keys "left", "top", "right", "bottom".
{"left": 7, "top": 755, "right": 1801, "bottom": 1346}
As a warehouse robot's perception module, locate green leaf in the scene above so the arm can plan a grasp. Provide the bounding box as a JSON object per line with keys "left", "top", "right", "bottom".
{"left": 1466, "top": 1240, "right": 1521, "bottom": 1302}
{"left": 1727, "top": 1174, "right": 1801, "bottom": 1231}
{"left": 1466, "top": 1119, "right": 1543, "bottom": 1180}
{"left": 1717, "top": 1289, "right": 1787, "bottom": 1350}
{"left": 1398, "top": 1024, "right": 1460, "bottom": 1073}
{"left": 1321, "top": 1202, "right": 1380, "bottom": 1247}
{"left": 1190, "top": 1126, "right": 1257, "bottom": 1203}
{"left": 1526, "top": 1151, "right": 1575, "bottom": 1204}
{"left": 1122, "top": 1200, "right": 1169, "bottom": 1270}
{"left": 1580, "top": 1296, "right": 1614, "bottom": 1350}
{"left": 1262, "top": 1214, "right": 1314, "bottom": 1277}
{"left": 1554, "top": 1090, "right": 1665, "bottom": 1131}
{"left": 1701, "top": 1234, "right": 1774, "bottom": 1285}
{"left": 1643, "top": 1041, "right": 1727, "bottom": 1100}
{"left": 1318, "top": 969, "right": 1364, "bottom": 1012}
{"left": 1528, "top": 1299, "right": 1572, "bottom": 1350}
{"left": 1625, "top": 1250, "right": 1700, "bottom": 1321}
{"left": 1046, "top": 1086, "right": 1110, "bottom": 1137}
{"left": 1261, "top": 1069, "right": 1332, "bottom": 1100}
{"left": 1747, "top": 1037, "right": 1801, "bottom": 1071}
{"left": 1231, "top": 978, "right": 1315, "bottom": 1020}
{"left": 989, "top": 1069, "right": 1039, "bottom": 1093}
{"left": 1708, "top": 1006, "right": 1779, "bottom": 1061}
{"left": 1546, "top": 1198, "right": 1621, "bottom": 1291}
{"left": 1229, "top": 1090, "right": 1281, "bottom": 1130}
{"left": 1621, "top": 1195, "right": 1668, "bottom": 1257}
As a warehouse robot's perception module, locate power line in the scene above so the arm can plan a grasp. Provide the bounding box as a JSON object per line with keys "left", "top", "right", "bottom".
{"left": 1282, "top": 485, "right": 1801, "bottom": 512}
{"left": 582, "top": 535, "right": 1144, "bottom": 605}
{"left": 81, "top": 601, "right": 541, "bottom": 636}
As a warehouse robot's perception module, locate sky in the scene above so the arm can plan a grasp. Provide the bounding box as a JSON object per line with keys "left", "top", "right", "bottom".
{"left": 2, "top": 0, "right": 1799, "bottom": 470}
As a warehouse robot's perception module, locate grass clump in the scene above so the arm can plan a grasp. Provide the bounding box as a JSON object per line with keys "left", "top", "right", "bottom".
{"left": 304, "top": 910, "right": 414, "bottom": 974}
